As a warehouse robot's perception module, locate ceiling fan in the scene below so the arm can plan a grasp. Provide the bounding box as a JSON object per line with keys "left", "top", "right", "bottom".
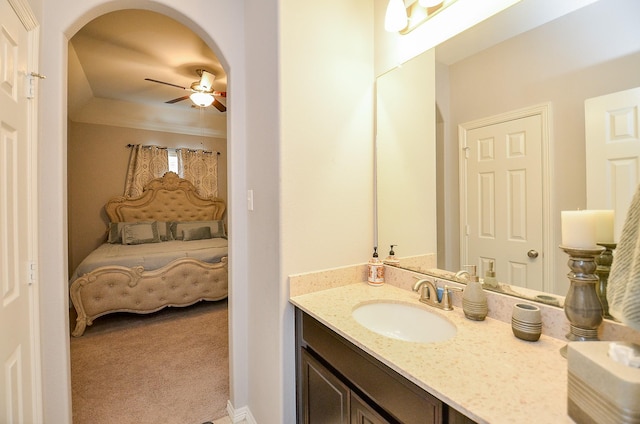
{"left": 145, "top": 69, "right": 227, "bottom": 112}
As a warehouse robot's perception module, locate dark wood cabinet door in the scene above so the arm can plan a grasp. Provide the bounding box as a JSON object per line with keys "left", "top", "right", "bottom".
{"left": 350, "top": 392, "right": 392, "bottom": 424}
{"left": 301, "top": 348, "right": 350, "bottom": 424}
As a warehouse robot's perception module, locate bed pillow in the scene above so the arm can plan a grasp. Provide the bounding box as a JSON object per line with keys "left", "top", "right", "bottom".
{"left": 182, "top": 226, "right": 212, "bottom": 241}
{"left": 108, "top": 221, "right": 171, "bottom": 243}
{"left": 170, "top": 220, "right": 226, "bottom": 240}
{"left": 156, "top": 221, "right": 173, "bottom": 241}
{"left": 121, "top": 222, "right": 161, "bottom": 245}
{"left": 108, "top": 222, "right": 134, "bottom": 244}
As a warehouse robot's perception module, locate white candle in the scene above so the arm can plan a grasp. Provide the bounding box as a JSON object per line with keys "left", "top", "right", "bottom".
{"left": 592, "top": 209, "right": 615, "bottom": 243}
{"left": 561, "top": 210, "right": 597, "bottom": 248}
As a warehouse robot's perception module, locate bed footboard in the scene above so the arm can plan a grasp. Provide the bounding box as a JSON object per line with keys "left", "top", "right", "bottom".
{"left": 70, "top": 256, "right": 228, "bottom": 337}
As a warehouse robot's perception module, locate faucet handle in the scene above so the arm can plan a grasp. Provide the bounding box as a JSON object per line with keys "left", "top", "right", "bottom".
{"left": 440, "top": 284, "right": 462, "bottom": 310}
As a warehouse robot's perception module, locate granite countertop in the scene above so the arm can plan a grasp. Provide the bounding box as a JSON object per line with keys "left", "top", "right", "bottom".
{"left": 290, "top": 282, "right": 572, "bottom": 424}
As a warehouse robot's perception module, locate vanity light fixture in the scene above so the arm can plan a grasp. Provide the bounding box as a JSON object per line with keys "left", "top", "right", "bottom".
{"left": 189, "top": 91, "right": 215, "bottom": 108}
{"left": 384, "top": 0, "right": 408, "bottom": 32}
{"left": 418, "top": 0, "right": 444, "bottom": 7}
{"left": 386, "top": 0, "right": 456, "bottom": 34}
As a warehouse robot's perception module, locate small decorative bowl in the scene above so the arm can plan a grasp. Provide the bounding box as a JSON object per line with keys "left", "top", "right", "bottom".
{"left": 511, "top": 303, "right": 542, "bottom": 341}
{"left": 512, "top": 303, "right": 541, "bottom": 324}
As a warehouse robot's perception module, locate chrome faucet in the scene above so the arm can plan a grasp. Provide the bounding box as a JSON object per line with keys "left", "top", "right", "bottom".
{"left": 412, "top": 278, "right": 461, "bottom": 311}
{"left": 454, "top": 270, "right": 470, "bottom": 282}
{"left": 455, "top": 265, "right": 478, "bottom": 283}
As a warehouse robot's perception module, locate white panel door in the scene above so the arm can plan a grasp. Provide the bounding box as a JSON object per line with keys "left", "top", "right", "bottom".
{"left": 464, "top": 115, "right": 543, "bottom": 290}
{"left": 585, "top": 87, "right": 640, "bottom": 242}
{"left": 0, "top": 0, "right": 40, "bottom": 422}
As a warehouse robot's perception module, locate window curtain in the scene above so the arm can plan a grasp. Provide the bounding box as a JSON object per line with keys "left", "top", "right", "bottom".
{"left": 177, "top": 149, "right": 218, "bottom": 198}
{"left": 123, "top": 145, "right": 169, "bottom": 197}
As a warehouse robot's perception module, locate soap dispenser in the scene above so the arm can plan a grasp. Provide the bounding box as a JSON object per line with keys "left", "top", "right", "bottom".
{"left": 462, "top": 265, "right": 488, "bottom": 321}
{"left": 484, "top": 261, "right": 498, "bottom": 289}
{"left": 383, "top": 245, "right": 400, "bottom": 266}
{"left": 367, "top": 247, "right": 385, "bottom": 286}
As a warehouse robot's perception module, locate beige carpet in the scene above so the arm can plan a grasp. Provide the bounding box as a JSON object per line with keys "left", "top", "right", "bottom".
{"left": 70, "top": 300, "right": 229, "bottom": 424}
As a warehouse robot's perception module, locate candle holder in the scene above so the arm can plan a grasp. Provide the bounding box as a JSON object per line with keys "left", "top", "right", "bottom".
{"left": 595, "top": 242, "right": 616, "bottom": 319}
{"left": 559, "top": 245, "right": 605, "bottom": 342}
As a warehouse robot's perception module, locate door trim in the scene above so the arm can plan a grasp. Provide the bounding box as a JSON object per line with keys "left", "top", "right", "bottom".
{"left": 459, "top": 103, "right": 554, "bottom": 293}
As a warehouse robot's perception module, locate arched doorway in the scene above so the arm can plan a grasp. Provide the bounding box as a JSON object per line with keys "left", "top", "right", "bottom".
{"left": 62, "top": 4, "right": 232, "bottom": 418}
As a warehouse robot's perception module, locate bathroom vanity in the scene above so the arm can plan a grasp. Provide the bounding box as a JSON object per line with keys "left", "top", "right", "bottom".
{"left": 290, "top": 281, "right": 573, "bottom": 423}
{"left": 297, "top": 308, "right": 474, "bottom": 423}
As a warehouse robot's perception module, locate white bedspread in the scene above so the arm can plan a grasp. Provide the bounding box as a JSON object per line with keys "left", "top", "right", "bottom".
{"left": 70, "top": 238, "right": 228, "bottom": 283}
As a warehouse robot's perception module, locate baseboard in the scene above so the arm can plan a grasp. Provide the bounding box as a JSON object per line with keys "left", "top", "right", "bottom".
{"left": 227, "top": 400, "right": 257, "bottom": 424}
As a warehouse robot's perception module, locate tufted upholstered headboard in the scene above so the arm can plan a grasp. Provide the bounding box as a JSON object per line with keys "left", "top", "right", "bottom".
{"left": 105, "top": 172, "right": 225, "bottom": 223}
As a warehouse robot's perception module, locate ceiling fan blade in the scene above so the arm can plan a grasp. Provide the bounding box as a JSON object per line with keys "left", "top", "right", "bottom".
{"left": 166, "top": 95, "right": 190, "bottom": 104}
{"left": 212, "top": 99, "right": 227, "bottom": 112}
{"left": 213, "top": 91, "right": 227, "bottom": 98}
{"left": 145, "top": 78, "right": 187, "bottom": 90}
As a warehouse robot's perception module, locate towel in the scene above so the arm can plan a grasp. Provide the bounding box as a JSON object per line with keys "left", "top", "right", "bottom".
{"left": 608, "top": 183, "right": 640, "bottom": 331}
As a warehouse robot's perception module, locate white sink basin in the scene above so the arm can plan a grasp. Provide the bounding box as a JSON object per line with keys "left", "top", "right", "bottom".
{"left": 352, "top": 302, "right": 456, "bottom": 343}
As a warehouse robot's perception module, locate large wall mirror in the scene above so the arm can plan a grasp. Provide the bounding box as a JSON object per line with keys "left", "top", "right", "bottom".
{"left": 376, "top": 0, "right": 640, "bottom": 306}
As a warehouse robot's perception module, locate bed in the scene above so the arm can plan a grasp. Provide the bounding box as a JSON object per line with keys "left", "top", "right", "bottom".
{"left": 69, "top": 172, "right": 228, "bottom": 337}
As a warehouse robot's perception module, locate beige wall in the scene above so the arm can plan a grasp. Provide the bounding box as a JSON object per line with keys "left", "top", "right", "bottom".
{"left": 67, "top": 121, "right": 227, "bottom": 274}
{"left": 278, "top": 0, "right": 374, "bottom": 420}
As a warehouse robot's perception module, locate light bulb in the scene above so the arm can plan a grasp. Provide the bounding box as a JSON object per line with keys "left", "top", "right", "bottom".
{"left": 419, "top": 0, "right": 443, "bottom": 7}
{"left": 384, "top": 0, "right": 407, "bottom": 32}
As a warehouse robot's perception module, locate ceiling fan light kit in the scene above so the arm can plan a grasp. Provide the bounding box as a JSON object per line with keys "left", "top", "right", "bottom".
{"left": 189, "top": 91, "right": 215, "bottom": 108}
{"left": 144, "top": 68, "right": 227, "bottom": 112}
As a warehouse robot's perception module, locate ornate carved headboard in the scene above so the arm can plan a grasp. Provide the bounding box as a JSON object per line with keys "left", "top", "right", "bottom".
{"left": 105, "top": 172, "right": 225, "bottom": 222}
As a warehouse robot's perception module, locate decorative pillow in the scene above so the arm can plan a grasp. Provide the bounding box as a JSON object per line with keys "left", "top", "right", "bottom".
{"left": 156, "top": 221, "right": 173, "bottom": 241}
{"left": 108, "top": 221, "right": 171, "bottom": 243}
{"left": 108, "top": 222, "right": 135, "bottom": 243}
{"left": 121, "top": 222, "right": 161, "bottom": 245}
{"left": 182, "top": 226, "right": 212, "bottom": 241}
{"left": 170, "top": 220, "right": 226, "bottom": 240}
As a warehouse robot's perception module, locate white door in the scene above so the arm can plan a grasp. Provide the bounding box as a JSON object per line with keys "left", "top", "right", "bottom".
{"left": 0, "top": 0, "right": 41, "bottom": 422}
{"left": 462, "top": 114, "right": 544, "bottom": 290}
{"left": 585, "top": 87, "right": 640, "bottom": 242}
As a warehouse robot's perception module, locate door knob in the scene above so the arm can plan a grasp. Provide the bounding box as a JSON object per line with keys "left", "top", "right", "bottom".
{"left": 527, "top": 250, "right": 539, "bottom": 259}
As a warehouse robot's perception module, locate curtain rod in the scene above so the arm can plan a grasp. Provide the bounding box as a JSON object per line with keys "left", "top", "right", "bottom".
{"left": 126, "top": 144, "right": 220, "bottom": 155}
{"left": 126, "top": 144, "right": 167, "bottom": 150}
{"left": 176, "top": 147, "right": 221, "bottom": 155}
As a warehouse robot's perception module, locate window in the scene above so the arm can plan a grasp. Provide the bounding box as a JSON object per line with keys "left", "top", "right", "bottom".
{"left": 168, "top": 149, "right": 179, "bottom": 174}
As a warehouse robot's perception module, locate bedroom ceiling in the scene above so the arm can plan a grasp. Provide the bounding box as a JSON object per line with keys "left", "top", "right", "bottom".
{"left": 68, "top": 9, "right": 227, "bottom": 137}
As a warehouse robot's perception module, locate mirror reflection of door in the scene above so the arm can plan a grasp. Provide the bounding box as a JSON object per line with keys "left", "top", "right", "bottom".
{"left": 461, "top": 108, "right": 548, "bottom": 292}
{"left": 586, "top": 86, "right": 640, "bottom": 241}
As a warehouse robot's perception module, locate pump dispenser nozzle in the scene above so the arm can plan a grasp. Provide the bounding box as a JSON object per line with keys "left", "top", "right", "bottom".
{"left": 487, "top": 261, "right": 496, "bottom": 278}
{"left": 384, "top": 244, "right": 400, "bottom": 265}
{"left": 484, "top": 260, "right": 498, "bottom": 288}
